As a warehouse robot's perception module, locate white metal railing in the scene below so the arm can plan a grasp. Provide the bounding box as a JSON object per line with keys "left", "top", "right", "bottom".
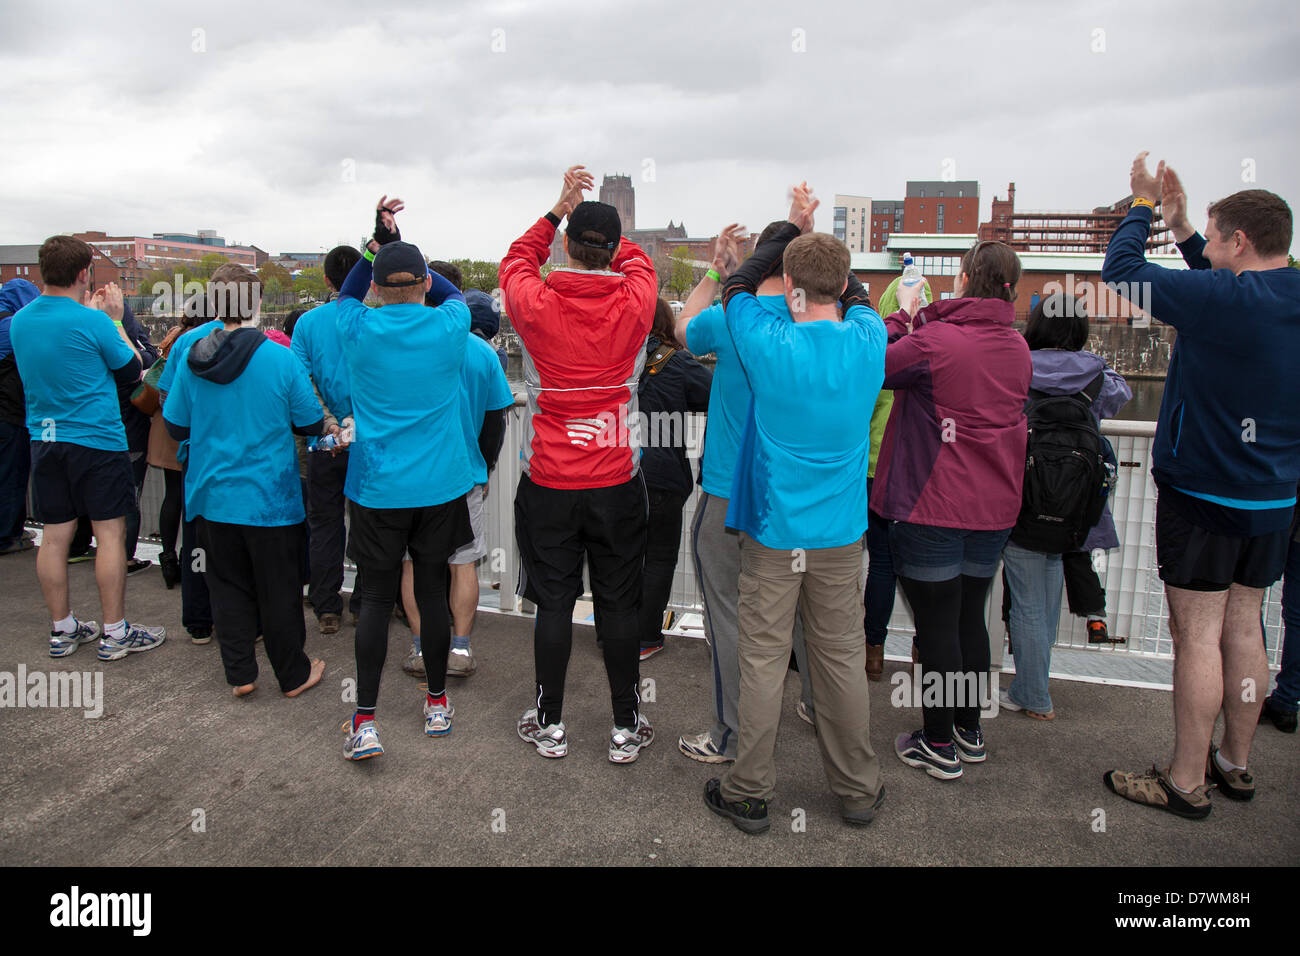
{"left": 126, "top": 409, "right": 1286, "bottom": 676}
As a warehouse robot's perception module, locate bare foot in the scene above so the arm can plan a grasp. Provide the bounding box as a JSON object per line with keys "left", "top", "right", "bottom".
{"left": 285, "top": 659, "right": 326, "bottom": 698}
{"left": 233, "top": 683, "right": 256, "bottom": 698}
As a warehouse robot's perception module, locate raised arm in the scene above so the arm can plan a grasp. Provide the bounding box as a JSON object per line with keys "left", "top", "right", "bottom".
{"left": 675, "top": 223, "right": 745, "bottom": 347}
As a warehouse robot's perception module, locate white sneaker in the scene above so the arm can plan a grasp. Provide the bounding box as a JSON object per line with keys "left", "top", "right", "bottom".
{"left": 518, "top": 708, "right": 568, "bottom": 758}
{"left": 342, "top": 718, "right": 384, "bottom": 760}
{"left": 98, "top": 622, "right": 165, "bottom": 661}
{"left": 424, "top": 696, "right": 454, "bottom": 736}
{"left": 49, "top": 619, "right": 100, "bottom": 658}
{"left": 609, "top": 712, "right": 654, "bottom": 764}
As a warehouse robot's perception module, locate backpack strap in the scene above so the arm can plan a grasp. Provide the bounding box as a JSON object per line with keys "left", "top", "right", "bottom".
{"left": 645, "top": 343, "right": 677, "bottom": 375}
{"left": 1080, "top": 372, "right": 1104, "bottom": 405}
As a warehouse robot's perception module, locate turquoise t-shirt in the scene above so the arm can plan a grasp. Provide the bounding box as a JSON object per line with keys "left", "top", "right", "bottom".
{"left": 10, "top": 295, "right": 135, "bottom": 451}
{"left": 724, "top": 293, "right": 887, "bottom": 550}
{"left": 685, "top": 295, "right": 787, "bottom": 499}
{"left": 337, "top": 297, "right": 475, "bottom": 509}
{"left": 291, "top": 300, "right": 352, "bottom": 422}
{"left": 163, "top": 332, "right": 322, "bottom": 526}
{"left": 460, "top": 334, "right": 515, "bottom": 485}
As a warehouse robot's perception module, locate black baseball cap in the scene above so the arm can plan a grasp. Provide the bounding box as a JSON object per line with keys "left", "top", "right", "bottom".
{"left": 373, "top": 241, "right": 428, "bottom": 287}
{"left": 566, "top": 201, "right": 621, "bottom": 250}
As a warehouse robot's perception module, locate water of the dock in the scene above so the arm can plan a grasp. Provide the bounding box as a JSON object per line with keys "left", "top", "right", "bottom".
{"left": 1, "top": 550, "right": 1296, "bottom": 867}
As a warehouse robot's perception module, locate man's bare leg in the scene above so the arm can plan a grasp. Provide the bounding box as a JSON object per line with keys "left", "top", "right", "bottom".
{"left": 36, "top": 519, "right": 76, "bottom": 622}
{"left": 450, "top": 562, "right": 478, "bottom": 642}
{"left": 400, "top": 559, "right": 421, "bottom": 636}
{"left": 91, "top": 517, "right": 128, "bottom": 625}
{"left": 1167, "top": 585, "right": 1230, "bottom": 790}
{"left": 1219, "top": 583, "right": 1269, "bottom": 768}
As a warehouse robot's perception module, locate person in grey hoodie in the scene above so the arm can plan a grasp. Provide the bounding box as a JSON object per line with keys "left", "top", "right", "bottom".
{"left": 1000, "top": 293, "right": 1131, "bottom": 719}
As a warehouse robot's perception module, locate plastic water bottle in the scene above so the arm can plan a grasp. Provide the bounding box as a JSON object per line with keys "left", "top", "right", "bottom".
{"left": 900, "top": 253, "right": 929, "bottom": 307}
{"left": 315, "top": 433, "right": 339, "bottom": 452}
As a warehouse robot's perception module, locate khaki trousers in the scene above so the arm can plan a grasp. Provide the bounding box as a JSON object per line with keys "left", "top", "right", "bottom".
{"left": 721, "top": 533, "right": 881, "bottom": 811}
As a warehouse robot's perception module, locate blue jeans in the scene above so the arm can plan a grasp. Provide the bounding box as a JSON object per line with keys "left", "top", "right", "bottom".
{"left": 1271, "top": 535, "right": 1300, "bottom": 713}
{"left": 1001, "top": 540, "right": 1062, "bottom": 714}
{"left": 890, "top": 521, "right": 1011, "bottom": 582}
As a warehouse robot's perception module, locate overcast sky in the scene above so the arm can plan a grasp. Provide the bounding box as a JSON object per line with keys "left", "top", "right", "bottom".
{"left": 1, "top": 0, "right": 1297, "bottom": 260}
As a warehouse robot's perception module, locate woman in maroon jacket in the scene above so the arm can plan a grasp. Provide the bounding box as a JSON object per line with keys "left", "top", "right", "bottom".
{"left": 873, "top": 240, "right": 1032, "bottom": 782}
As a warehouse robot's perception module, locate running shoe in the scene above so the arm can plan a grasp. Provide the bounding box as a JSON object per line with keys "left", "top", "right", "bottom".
{"left": 704, "top": 778, "right": 769, "bottom": 834}
{"left": 952, "top": 724, "right": 987, "bottom": 763}
{"left": 342, "top": 718, "right": 384, "bottom": 760}
{"left": 678, "top": 731, "right": 733, "bottom": 764}
{"left": 895, "top": 729, "right": 962, "bottom": 780}
{"left": 447, "top": 647, "right": 476, "bottom": 677}
{"left": 639, "top": 642, "right": 665, "bottom": 662}
{"left": 67, "top": 548, "right": 96, "bottom": 564}
{"left": 97, "top": 623, "right": 166, "bottom": 661}
{"left": 49, "top": 619, "right": 100, "bottom": 658}
{"left": 609, "top": 712, "right": 654, "bottom": 764}
{"left": 424, "top": 696, "right": 454, "bottom": 737}
{"left": 125, "top": 558, "right": 152, "bottom": 576}
{"left": 517, "top": 708, "right": 568, "bottom": 758}
{"left": 402, "top": 648, "right": 425, "bottom": 677}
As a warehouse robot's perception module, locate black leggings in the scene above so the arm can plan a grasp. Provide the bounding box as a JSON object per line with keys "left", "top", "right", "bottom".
{"left": 159, "top": 467, "right": 182, "bottom": 556}
{"left": 899, "top": 574, "right": 995, "bottom": 744}
{"left": 354, "top": 559, "right": 450, "bottom": 710}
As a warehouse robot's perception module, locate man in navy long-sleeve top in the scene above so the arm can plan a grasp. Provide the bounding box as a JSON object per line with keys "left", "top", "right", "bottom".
{"left": 1102, "top": 152, "right": 1300, "bottom": 820}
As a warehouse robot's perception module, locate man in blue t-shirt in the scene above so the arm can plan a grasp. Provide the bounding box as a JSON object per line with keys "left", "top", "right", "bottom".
{"left": 672, "top": 221, "right": 815, "bottom": 764}
{"left": 9, "top": 236, "right": 165, "bottom": 661}
{"left": 164, "top": 262, "right": 326, "bottom": 699}
{"left": 700, "top": 185, "right": 887, "bottom": 835}
{"left": 1102, "top": 155, "right": 1300, "bottom": 819}
{"left": 399, "top": 276, "right": 514, "bottom": 681}
{"left": 291, "top": 245, "right": 362, "bottom": 635}
{"left": 333, "top": 197, "right": 475, "bottom": 761}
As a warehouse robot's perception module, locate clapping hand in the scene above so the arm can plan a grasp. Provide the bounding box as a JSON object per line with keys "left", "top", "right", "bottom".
{"left": 372, "top": 195, "right": 404, "bottom": 250}
{"left": 90, "top": 283, "right": 125, "bottom": 322}
{"left": 1159, "top": 165, "right": 1190, "bottom": 234}
{"left": 787, "top": 181, "right": 819, "bottom": 234}
{"left": 710, "top": 223, "right": 747, "bottom": 279}
{"left": 553, "top": 165, "right": 594, "bottom": 220}
{"left": 1130, "top": 151, "right": 1164, "bottom": 204}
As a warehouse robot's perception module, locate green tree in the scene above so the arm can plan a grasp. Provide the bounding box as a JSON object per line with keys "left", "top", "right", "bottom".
{"left": 293, "top": 266, "right": 329, "bottom": 302}
{"left": 668, "top": 246, "right": 696, "bottom": 299}
{"left": 451, "top": 259, "right": 500, "bottom": 293}
{"left": 195, "top": 252, "right": 230, "bottom": 278}
{"left": 258, "top": 261, "right": 294, "bottom": 296}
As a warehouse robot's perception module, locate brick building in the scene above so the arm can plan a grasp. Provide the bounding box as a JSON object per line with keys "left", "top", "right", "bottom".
{"left": 73, "top": 230, "right": 262, "bottom": 279}
{"left": 867, "top": 182, "right": 979, "bottom": 252}
{"left": 0, "top": 243, "right": 131, "bottom": 292}
{"left": 979, "top": 182, "right": 1175, "bottom": 254}
{"left": 850, "top": 232, "right": 1186, "bottom": 323}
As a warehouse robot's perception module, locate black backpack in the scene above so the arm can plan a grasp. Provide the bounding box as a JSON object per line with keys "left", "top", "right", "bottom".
{"left": 1011, "top": 373, "right": 1114, "bottom": 554}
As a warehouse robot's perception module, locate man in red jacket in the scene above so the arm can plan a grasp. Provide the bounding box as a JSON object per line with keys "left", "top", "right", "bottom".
{"left": 502, "top": 166, "right": 658, "bottom": 763}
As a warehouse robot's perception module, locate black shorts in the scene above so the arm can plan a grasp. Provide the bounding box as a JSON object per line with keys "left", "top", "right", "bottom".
{"left": 29, "top": 441, "right": 135, "bottom": 524}
{"left": 347, "top": 496, "right": 472, "bottom": 574}
{"left": 514, "top": 472, "right": 648, "bottom": 610}
{"left": 1156, "top": 491, "right": 1290, "bottom": 591}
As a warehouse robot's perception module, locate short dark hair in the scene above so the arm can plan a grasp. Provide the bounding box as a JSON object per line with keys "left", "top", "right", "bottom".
{"left": 1206, "top": 190, "right": 1293, "bottom": 258}
{"left": 208, "top": 263, "right": 260, "bottom": 322}
{"left": 323, "top": 245, "right": 362, "bottom": 291}
{"left": 566, "top": 232, "right": 614, "bottom": 270}
{"left": 38, "top": 235, "right": 94, "bottom": 288}
{"left": 756, "top": 220, "right": 787, "bottom": 282}
{"left": 283, "top": 308, "right": 307, "bottom": 339}
{"left": 960, "top": 240, "right": 1021, "bottom": 301}
{"left": 1025, "top": 293, "right": 1089, "bottom": 351}
{"left": 427, "top": 260, "right": 463, "bottom": 290}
